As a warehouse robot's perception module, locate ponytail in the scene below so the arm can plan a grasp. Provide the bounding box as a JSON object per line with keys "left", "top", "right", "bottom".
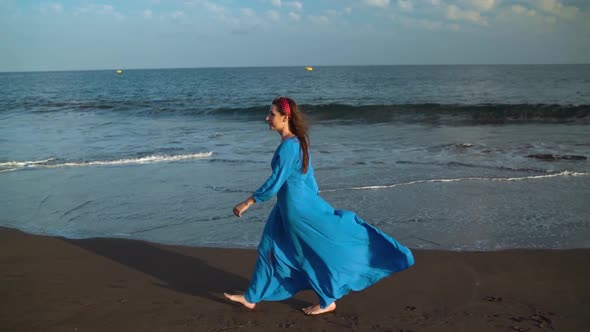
{"left": 272, "top": 97, "right": 310, "bottom": 173}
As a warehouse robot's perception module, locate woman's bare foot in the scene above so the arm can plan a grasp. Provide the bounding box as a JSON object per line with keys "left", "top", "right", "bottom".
{"left": 302, "top": 302, "right": 336, "bottom": 315}
{"left": 223, "top": 293, "right": 256, "bottom": 310}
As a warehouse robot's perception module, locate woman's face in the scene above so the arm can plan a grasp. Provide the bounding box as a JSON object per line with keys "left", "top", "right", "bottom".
{"left": 265, "top": 104, "right": 287, "bottom": 131}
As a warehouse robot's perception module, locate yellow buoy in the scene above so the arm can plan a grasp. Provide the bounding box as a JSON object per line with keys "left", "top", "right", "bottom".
{"left": 116, "top": 69, "right": 123, "bottom": 74}
{"left": 305, "top": 66, "right": 313, "bottom": 71}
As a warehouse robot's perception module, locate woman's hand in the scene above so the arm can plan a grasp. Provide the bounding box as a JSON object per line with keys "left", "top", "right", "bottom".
{"left": 233, "top": 196, "right": 255, "bottom": 218}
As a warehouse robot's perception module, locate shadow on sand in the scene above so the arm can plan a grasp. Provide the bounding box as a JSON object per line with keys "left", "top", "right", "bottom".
{"left": 63, "top": 236, "right": 310, "bottom": 310}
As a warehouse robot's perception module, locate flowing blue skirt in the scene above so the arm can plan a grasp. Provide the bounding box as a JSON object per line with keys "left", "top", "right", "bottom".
{"left": 244, "top": 194, "right": 414, "bottom": 309}
{"left": 244, "top": 138, "right": 414, "bottom": 309}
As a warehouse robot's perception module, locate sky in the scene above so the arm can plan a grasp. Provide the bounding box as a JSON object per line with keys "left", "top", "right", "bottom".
{"left": 1, "top": 0, "right": 589, "bottom": 72}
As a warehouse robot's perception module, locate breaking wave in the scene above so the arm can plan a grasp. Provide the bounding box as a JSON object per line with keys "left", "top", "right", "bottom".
{"left": 12, "top": 99, "right": 590, "bottom": 123}
{"left": 321, "top": 171, "right": 590, "bottom": 192}
{"left": 0, "top": 152, "right": 213, "bottom": 173}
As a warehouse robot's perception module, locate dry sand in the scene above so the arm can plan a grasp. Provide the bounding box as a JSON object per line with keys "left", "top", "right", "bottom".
{"left": 1, "top": 226, "right": 589, "bottom": 332}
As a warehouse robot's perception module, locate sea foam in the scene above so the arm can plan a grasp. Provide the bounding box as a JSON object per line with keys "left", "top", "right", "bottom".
{"left": 0, "top": 152, "right": 213, "bottom": 173}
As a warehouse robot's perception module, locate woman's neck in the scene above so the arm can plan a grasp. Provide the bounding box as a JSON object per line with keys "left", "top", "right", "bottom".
{"left": 278, "top": 128, "right": 295, "bottom": 141}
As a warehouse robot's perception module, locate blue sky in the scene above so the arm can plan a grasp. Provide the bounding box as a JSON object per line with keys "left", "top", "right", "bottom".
{"left": 1, "top": 0, "right": 589, "bottom": 71}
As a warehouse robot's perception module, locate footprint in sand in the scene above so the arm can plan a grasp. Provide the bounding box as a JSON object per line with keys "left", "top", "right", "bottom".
{"left": 483, "top": 296, "right": 503, "bottom": 302}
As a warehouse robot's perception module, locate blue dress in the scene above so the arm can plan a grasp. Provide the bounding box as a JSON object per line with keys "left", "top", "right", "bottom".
{"left": 244, "top": 137, "right": 414, "bottom": 309}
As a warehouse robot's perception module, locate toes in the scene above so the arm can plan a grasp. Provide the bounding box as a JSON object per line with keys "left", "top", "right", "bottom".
{"left": 302, "top": 305, "right": 319, "bottom": 315}
{"left": 303, "top": 303, "right": 337, "bottom": 316}
{"left": 308, "top": 303, "right": 336, "bottom": 315}
{"left": 223, "top": 293, "right": 256, "bottom": 310}
{"left": 223, "top": 293, "right": 241, "bottom": 303}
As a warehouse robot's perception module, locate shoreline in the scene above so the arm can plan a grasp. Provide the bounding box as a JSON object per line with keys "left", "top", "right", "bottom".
{"left": 3, "top": 225, "right": 589, "bottom": 253}
{"left": 1, "top": 226, "right": 589, "bottom": 331}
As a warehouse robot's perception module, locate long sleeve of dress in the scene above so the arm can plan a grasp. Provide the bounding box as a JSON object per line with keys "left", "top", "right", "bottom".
{"left": 253, "top": 141, "right": 299, "bottom": 203}
{"left": 305, "top": 164, "right": 319, "bottom": 195}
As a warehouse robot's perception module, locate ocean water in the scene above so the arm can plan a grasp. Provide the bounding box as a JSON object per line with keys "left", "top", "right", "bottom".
{"left": 1, "top": 65, "right": 589, "bottom": 251}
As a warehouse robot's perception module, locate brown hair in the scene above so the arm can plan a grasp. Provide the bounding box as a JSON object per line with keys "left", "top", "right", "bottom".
{"left": 272, "top": 96, "right": 310, "bottom": 173}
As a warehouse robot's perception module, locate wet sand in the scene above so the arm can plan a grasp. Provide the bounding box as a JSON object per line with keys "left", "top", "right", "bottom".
{"left": 1, "top": 226, "right": 589, "bottom": 332}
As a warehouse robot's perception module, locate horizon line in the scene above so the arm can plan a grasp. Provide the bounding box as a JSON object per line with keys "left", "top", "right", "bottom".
{"left": 2, "top": 63, "right": 589, "bottom": 74}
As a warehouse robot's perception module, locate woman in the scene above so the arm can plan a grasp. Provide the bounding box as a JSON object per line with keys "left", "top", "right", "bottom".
{"left": 224, "top": 97, "right": 414, "bottom": 315}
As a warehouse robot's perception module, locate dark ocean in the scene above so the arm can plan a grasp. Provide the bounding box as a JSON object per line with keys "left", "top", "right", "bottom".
{"left": 1, "top": 65, "right": 589, "bottom": 251}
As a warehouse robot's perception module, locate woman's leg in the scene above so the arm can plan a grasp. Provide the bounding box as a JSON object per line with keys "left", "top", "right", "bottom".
{"left": 223, "top": 239, "right": 274, "bottom": 309}
{"left": 224, "top": 206, "right": 281, "bottom": 309}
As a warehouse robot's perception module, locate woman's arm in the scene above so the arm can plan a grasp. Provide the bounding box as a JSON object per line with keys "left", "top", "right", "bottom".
{"left": 233, "top": 196, "right": 255, "bottom": 218}
{"left": 232, "top": 141, "right": 299, "bottom": 217}
{"left": 252, "top": 142, "right": 298, "bottom": 202}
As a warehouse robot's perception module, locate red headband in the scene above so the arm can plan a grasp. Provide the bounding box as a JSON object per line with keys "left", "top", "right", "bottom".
{"left": 279, "top": 98, "right": 291, "bottom": 117}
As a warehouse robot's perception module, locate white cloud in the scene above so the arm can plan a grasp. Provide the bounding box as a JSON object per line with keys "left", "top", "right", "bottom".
{"left": 446, "top": 4, "right": 487, "bottom": 25}
{"left": 183, "top": 0, "right": 202, "bottom": 6}
{"left": 362, "top": 0, "right": 390, "bottom": 8}
{"left": 398, "top": 0, "right": 413, "bottom": 11}
{"left": 74, "top": 4, "right": 124, "bottom": 20}
{"left": 309, "top": 15, "right": 330, "bottom": 24}
{"left": 158, "top": 10, "right": 187, "bottom": 21}
{"left": 36, "top": 2, "right": 64, "bottom": 14}
{"left": 287, "top": 1, "right": 303, "bottom": 11}
{"left": 170, "top": 10, "right": 184, "bottom": 19}
{"left": 241, "top": 8, "right": 256, "bottom": 17}
{"left": 288, "top": 11, "right": 301, "bottom": 21}
{"left": 269, "top": 1, "right": 303, "bottom": 10}
{"left": 535, "top": 0, "right": 579, "bottom": 20}
{"left": 142, "top": 9, "right": 153, "bottom": 19}
{"left": 266, "top": 10, "right": 280, "bottom": 21}
{"left": 430, "top": 0, "right": 441, "bottom": 5}
{"left": 501, "top": 0, "right": 580, "bottom": 24}
{"left": 511, "top": 5, "right": 525, "bottom": 14}
{"left": 203, "top": 2, "right": 225, "bottom": 14}
{"left": 50, "top": 3, "right": 63, "bottom": 13}
{"left": 511, "top": 5, "right": 536, "bottom": 17}
{"left": 345, "top": 7, "right": 352, "bottom": 14}
{"left": 495, "top": 4, "right": 565, "bottom": 28}
{"left": 463, "top": 0, "right": 495, "bottom": 11}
